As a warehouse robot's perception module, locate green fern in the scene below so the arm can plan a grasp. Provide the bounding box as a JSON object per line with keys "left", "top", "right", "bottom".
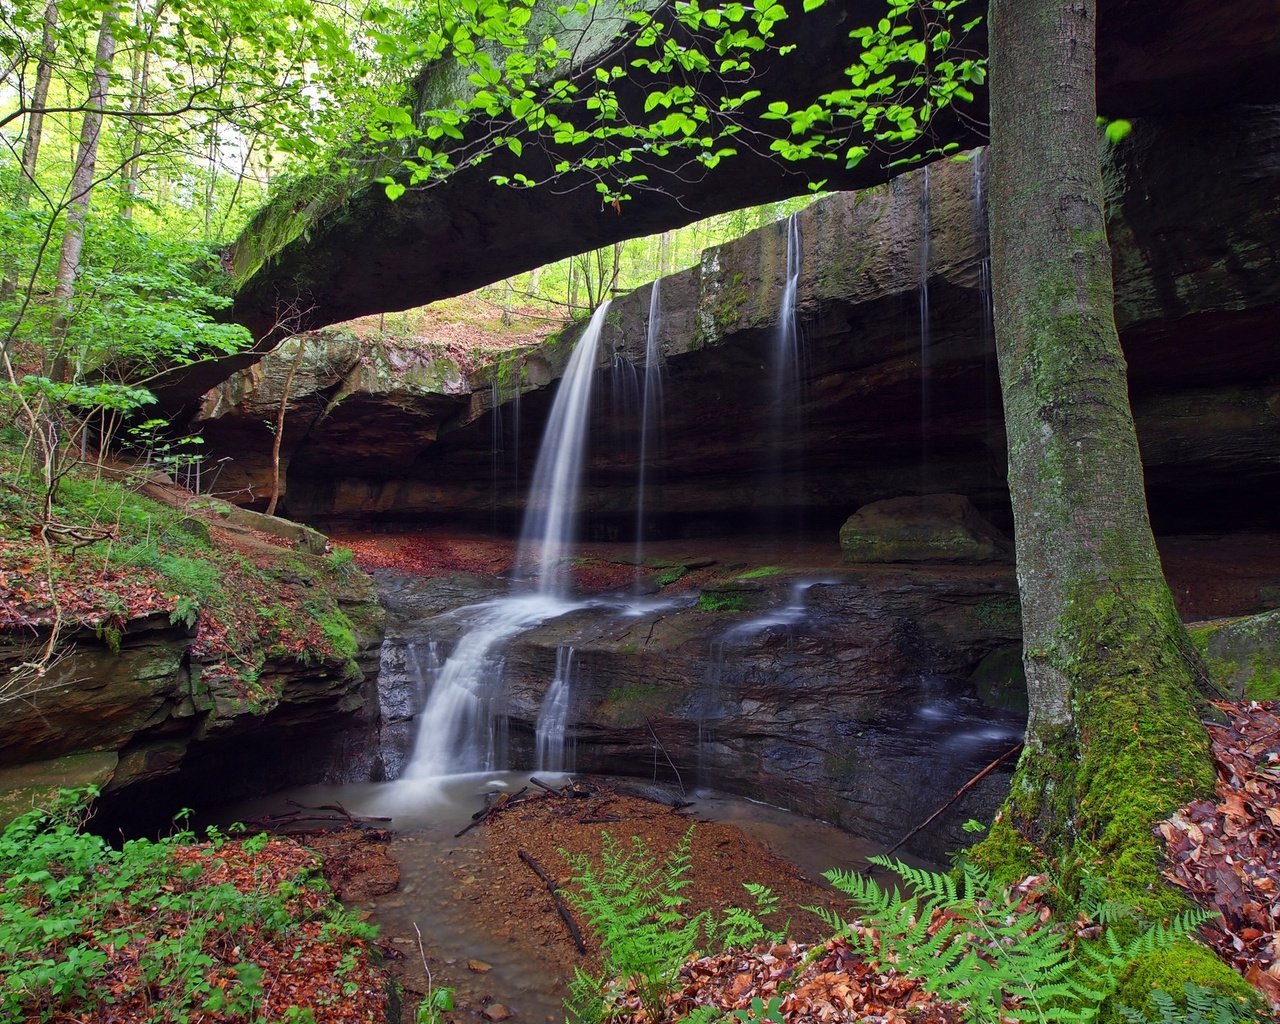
{"left": 564, "top": 827, "right": 711, "bottom": 1023}
{"left": 815, "top": 855, "right": 1215, "bottom": 1024}
{"left": 1119, "top": 983, "right": 1264, "bottom": 1024}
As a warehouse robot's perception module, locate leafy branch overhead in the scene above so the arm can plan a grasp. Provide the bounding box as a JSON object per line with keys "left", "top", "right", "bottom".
{"left": 369, "top": 0, "right": 987, "bottom": 205}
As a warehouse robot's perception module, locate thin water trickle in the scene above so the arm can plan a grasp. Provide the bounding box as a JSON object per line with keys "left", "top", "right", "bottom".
{"left": 765, "top": 214, "right": 804, "bottom": 533}
{"left": 694, "top": 580, "right": 833, "bottom": 791}
{"left": 972, "top": 150, "right": 998, "bottom": 428}
{"left": 634, "top": 279, "right": 664, "bottom": 573}
{"left": 535, "top": 645, "right": 576, "bottom": 772}
{"left": 403, "top": 303, "right": 612, "bottom": 781}
{"left": 489, "top": 372, "right": 503, "bottom": 532}
{"left": 919, "top": 164, "right": 933, "bottom": 463}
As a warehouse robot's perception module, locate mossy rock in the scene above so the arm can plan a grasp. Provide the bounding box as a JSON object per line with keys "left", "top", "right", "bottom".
{"left": 969, "top": 645, "right": 1028, "bottom": 714}
{"left": 1103, "top": 943, "right": 1262, "bottom": 1024}
{"left": 0, "top": 752, "right": 118, "bottom": 827}
{"left": 1189, "top": 609, "right": 1280, "bottom": 700}
{"left": 839, "top": 494, "right": 1012, "bottom": 564}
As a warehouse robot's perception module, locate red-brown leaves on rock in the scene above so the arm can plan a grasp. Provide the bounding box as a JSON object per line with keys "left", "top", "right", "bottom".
{"left": 1158, "top": 700, "right": 1280, "bottom": 1008}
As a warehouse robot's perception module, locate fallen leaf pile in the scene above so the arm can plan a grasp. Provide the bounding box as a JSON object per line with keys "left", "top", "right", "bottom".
{"left": 0, "top": 535, "right": 174, "bottom": 630}
{"left": 338, "top": 531, "right": 649, "bottom": 592}
{"left": 667, "top": 938, "right": 962, "bottom": 1024}
{"left": 1158, "top": 700, "right": 1280, "bottom": 1006}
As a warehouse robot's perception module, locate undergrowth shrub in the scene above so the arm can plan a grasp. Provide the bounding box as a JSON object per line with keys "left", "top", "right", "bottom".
{"left": 0, "top": 788, "right": 376, "bottom": 1023}
{"left": 814, "top": 855, "right": 1218, "bottom": 1024}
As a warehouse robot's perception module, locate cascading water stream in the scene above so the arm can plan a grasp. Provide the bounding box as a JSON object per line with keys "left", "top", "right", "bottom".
{"left": 403, "top": 302, "right": 611, "bottom": 780}
{"left": 634, "top": 279, "right": 664, "bottom": 573}
{"left": 516, "top": 301, "right": 612, "bottom": 598}
{"left": 535, "top": 645, "right": 576, "bottom": 772}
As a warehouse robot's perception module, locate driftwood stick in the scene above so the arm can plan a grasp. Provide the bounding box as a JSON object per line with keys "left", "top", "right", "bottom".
{"left": 530, "top": 776, "right": 564, "bottom": 797}
{"left": 883, "top": 743, "right": 1024, "bottom": 858}
{"left": 646, "top": 720, "right": 686, "bottom": 798}
{"left": 455, "top": 793, "right": 512, "bottom": 838}
{"left": 285, "top": 798, "right": 392, "bottom": 824}
{"left": 518, "top": 849, "right": 588, "bottom": 954}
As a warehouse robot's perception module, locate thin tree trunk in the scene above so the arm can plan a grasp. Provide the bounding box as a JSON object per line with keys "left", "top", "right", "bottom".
{"left": 1, "top": 1, "right": 59, "bottom": 300}
{"left": 50, "top": 6, "right": 115, "bottom": 381}
{"left": 122, "top": 0, "right": 164, "bottom": 219}
{"left": 980, "top": 0, "right": 1215, "bottom": 914}
{"left": 17, "top": 1, "right": 58, "bottom": 199}
{"left": 264, "top": 338, "right": 308, "bottom": 517}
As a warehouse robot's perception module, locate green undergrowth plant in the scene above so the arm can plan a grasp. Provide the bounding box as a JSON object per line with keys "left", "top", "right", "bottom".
{"left": 1118, "top": 983, "right": 1263, "bottom": 1024}
{"left": 0, "top": 788, "right": 378, "bottom": 1023}
{"left": 564, "top": 827, "right": 784, "bottom": 1024}
{"left": 813, "top": 855, "right": 1217, "bottom": 1024}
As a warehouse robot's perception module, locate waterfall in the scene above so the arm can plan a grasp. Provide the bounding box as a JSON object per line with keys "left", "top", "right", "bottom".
{"left": 516, "top": 300, "right": 612, "bottom": 597}
{"left": 634, "top": 279, "right": 664, "bottom": 571}
{"left": 535, "top": 645, "right": 576, "bottom": 772}
{"left": 489, "top": 372, "right": 504, "bottom": 531}
{"left": 776, "top": 213, "right": 802, "bottom": 390}
{"left": 765, "top": 214, "right": 803, "bottom": 533}
{"left": 402, "top": 303, "right": 611, "bottom": 779}
{"left": 919, "top": 163, "right": 933, "bottom": 465}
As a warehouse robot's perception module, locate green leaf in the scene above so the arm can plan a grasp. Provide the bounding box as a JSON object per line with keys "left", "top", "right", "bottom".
{"left": 1104, "top": 118, "right": 1133, "bottom": 144}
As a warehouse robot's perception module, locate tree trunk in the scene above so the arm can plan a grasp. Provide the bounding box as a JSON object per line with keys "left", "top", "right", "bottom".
{"left": 122, "top": 0, "right": 164, "bottom": 219}
{"left": 980, "top": 0, "right": 1215, "bottom": 916}
{"left": 1, "top": 1, "right": 59, "bottom": 301}
{"left": 264, "top": 337, "right": 307, "bottom": 517}
{"left": 17, "top": 1, "right": 58, "bottom": 199}
{"left": 52, "top": 5, "right": 116, "bottom": 369}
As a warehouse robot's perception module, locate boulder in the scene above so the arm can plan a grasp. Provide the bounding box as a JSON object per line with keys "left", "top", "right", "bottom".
{"left": 1191, "top": 610, "right": 1280, "bottom": 700}
{"left": 838, "top": 494, "right": 1011, "bottom": 564}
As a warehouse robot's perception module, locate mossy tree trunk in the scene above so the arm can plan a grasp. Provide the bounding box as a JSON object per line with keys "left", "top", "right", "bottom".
{"left": 980, "top": 0, "right": 1216, "bottom": 914}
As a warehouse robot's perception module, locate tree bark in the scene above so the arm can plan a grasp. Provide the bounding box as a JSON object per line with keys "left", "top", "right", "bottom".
{"left": 17, "top": 1, "right": 59, "bottom": 199}
{"left": 51, "top": 5, "right": 116, "bottom": 379}
{"left": 981, "top": 0, "right": 1215, "bottom": 913}
{"left": 1, "top": 1, "right": 59, "bottom": 301}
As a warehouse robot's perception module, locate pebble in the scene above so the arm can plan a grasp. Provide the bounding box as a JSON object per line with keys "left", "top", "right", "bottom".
{"left": 467, "top": 960, "right": 493, "bottom": 973}
{"left": 482, "top": 1004, "right": 513, "bottom": 1021}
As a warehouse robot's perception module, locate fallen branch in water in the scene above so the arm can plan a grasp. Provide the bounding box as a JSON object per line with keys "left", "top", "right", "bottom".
{"left": 883, "top": 742, "right": 1024, "bottom": 857}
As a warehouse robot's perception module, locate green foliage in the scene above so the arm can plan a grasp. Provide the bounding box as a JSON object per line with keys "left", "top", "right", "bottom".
{"left": 735, "top": 566, "right": 781, "bottom": 580}
{"left": 655, "top": 566, "right": 687, "bottom": 588}
{"left": 416, "top": 985, "right": 455, "bottom": 1024}
{"left": 0, "top": 788, "right": 376, "bottom": 1023}
{"left": 565, "top": 828, "right": 709, "bottom": 1023}
{"left": 1118, "top": 983, "right": 1263, "bottom": 1024}
{"left": 814, "top": 856, "right": 1215, "bottom": 1024}
{"left": 564, "top": 828, "right": 783, "bottom": 1024}
{"left": 697, "top": 591, "right": 749, "bottom": 612}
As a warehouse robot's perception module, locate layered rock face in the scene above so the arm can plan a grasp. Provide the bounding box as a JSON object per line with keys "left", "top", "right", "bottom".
{"left": 0, "top": 508, "right": 386, "bottom": 824}
{"left": 198, "top": 105, "right": 1280, "bottom": 539}
{"left": 373, "top": 564, "right": 1026, "bottom": 862}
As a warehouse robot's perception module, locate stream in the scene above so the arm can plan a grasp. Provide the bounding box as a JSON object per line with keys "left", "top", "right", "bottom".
{"left": 217, "top": 772, "right": 906, "bottom": 1024}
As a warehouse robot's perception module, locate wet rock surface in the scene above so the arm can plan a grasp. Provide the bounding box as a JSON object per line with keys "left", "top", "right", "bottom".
{"left": 367, "top": 550, "right": 1025, "bottom": 862}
